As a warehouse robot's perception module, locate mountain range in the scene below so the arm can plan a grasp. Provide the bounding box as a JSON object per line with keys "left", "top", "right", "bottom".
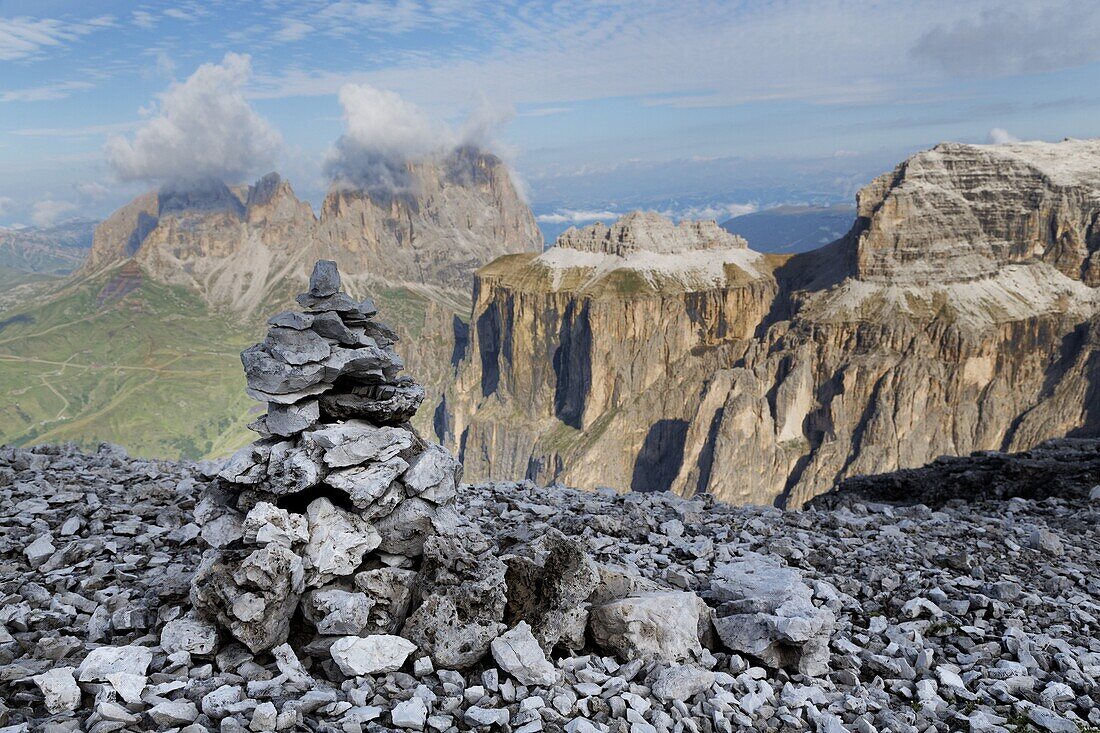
{"left": 2, "top": 139, "right": 1098, "bottom": 508}
{"left": 447, "top": 139, "right": 1100, "bottom": 506}
{"left": 0, "top": 146, "right": 539, "bottom": 457}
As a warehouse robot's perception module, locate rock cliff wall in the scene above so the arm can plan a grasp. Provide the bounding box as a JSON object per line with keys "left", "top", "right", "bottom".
{"left": 448, "top": 140, "right": 1100, "bottom": 506}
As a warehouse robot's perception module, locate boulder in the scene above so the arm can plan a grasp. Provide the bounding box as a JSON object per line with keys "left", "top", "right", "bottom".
{"left": 490, "top": 621, "right": 559, "bottom": 687}
{"left": 588, "top": 591, "right": 706, "bottom": 663}
{"left": 329, "top": 634, "right": 417, "bottom": 676}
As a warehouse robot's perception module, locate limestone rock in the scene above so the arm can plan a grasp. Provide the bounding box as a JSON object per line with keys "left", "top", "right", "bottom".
{"left": 303, "top": 497, "right": 381, "bottom": 586}
{"left": 588, "top": 591, "right": 706, "bottom": 663}
{"left": 490, "top": 621, "right": 559, "bottom": 687}
{"left": 402, "top": 528, "right": 507, "bottom": 669}
{"left": 77, "top": 645, "right": 153, "bottom": 681}
{"left": 32, "top": 667, "right": 81, "bottom": 714}
{"left": 329, "top": 634, "right": 417, "bottom": 676}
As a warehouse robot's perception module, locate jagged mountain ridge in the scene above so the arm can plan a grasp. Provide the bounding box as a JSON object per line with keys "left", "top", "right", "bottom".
{"left": 0, "top": 146, "right": 540, "bottom": 457}
{"left": 84, "top": 146, "right": 541, "bottom": 315}
{"left": 447, "top": 139, "right": 1100, "bottom": 506}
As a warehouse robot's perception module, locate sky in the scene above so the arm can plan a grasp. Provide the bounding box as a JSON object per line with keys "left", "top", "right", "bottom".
{"left": 2, "top": 0, "right": 1100, "bottom": 230}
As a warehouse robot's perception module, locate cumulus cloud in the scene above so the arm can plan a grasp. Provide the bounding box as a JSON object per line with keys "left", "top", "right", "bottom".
{"left": 987, "top": 127, "right": 1019, "bottom": 144}
{"left": 31, "top": 199, "right": 78, "bottom": 227}
{"left": 106, "top": 53, "right": 282, "bottom": 186}
{"left": 0, "top": 196, "right": 14, "bottom": 218}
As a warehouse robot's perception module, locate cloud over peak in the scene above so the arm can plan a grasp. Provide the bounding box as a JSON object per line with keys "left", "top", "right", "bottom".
{"left": 105, "top": 53, "right": 282, "bottom": 186}
{"left": 324, "top": 84, "right": 513, "bottom": 192}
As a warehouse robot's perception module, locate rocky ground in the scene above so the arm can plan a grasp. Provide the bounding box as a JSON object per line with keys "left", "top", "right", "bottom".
{"left": 0, "top": 439, "right": 1098, "bottom": 733}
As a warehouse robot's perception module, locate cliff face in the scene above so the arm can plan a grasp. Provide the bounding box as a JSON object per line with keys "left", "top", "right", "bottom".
{"left": 448, "top": 140, "right": 1100, "bottom": 506}
{"left": 446, "top": 212, "right": 783, "bottom": 489}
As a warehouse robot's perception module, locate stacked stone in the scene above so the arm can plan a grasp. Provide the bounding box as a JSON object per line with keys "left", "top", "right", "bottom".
{"left": 190, "top": 261, "right": 463, "bottom": 673}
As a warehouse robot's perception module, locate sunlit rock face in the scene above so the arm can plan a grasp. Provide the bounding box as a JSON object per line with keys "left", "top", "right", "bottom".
{"left": 448, "top": 139, "right": 1100, "bottom": 506}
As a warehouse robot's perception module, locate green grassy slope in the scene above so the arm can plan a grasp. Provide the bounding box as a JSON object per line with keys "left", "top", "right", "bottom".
{"left": 0, "top": 265, "right": 465, "bottom": 461}
{"left": 0, "top": 267, "right": 257, "bottom": 460}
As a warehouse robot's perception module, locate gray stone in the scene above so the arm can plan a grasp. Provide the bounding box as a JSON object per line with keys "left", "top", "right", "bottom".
{"left": 77, "top": 644, "right": 153, "bottom": 681}
{"left": 329, "top": 634, "right": 417, "bottom": 676}
{"left": 304, "top": 421, "right": 414, "bottom": 468}
{"left": 31, "top": 667, "right": 80, "bottom": 714}
{"left": 391, "top": 696, "right": 428, "bottom": 730}
{"left": 148, "top": 700, "right": 199, "bottom": 726}
{"left": 303, "top": 497, "right": 381, "bottom": 586}
{"left": 265, "top": 399, "right": 320, "bottom": 436}
{"left": 650, "top": 664, "right": 715, "bottom": 702}
{"left": 309, "top": 259, "right": 341, "bottom": 297}
{"left": 491, "top": 621, "right": 559, "bottom": 687}
{"left": 160, "top": 616, "right": 218, "bottom": 655}
{"left": 403, "top": 444, "right": 459, "bottom": 504}
{"left": 303, "top": 589, "right": 373, "bottom": 635}
{"left": 325, "top": 456, "right": 409, "bottom": 511}
{"left": 354, "top": 567, "right": 418, "bottom": 634}
{"left": 265, "top": 327, "right": 332, "bottom": 365}
{"left": 588, "top": 591, "right": 705, "bottom": 663}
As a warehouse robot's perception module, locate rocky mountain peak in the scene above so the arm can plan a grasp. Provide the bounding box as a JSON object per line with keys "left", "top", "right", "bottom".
{"left": 851, "top": 137, "right": 1100, "bottom": 286}
{"left": 557, "top": 211, "right": 747, "bottom": 256}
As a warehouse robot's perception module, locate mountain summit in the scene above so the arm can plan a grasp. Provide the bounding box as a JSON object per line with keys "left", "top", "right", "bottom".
{"left": 447, "top": 139, "right": 1100, "bottom": 506}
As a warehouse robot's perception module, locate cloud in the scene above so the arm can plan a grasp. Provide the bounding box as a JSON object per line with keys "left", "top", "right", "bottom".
{"left": 324, "top": 83, "right": 454, "bottom": 190}
{"left": 536, "top": 209, "right": 621, "bottom": 224}
{"left": 911, "top": 3, "right": 1100, "bottom": 77}
{"left": 660, "top": 202, "right": 759, "bottom": 222}
{"left": 31, "top": 199, "right": 78, "bottom": 227}
{"left": 459, "top": 94, "right": 515, "bottom": 149}
{"left": 105, "top": 53, "right": 282, "bottom": 186}
{"left": 73, "top": 182, "right": 110, "bottom": 201}
{"left": 1, "top": 81, "right": 95, "bottom": 103}
{"left": 274, "top": 19, "right": 313, "bottom": 42}
{"left": 0, "top": 15, "right": 113, "bottom": 61}
{"left": 987, "top": 127, "right": 1019, "bottom": 144}
{"left": 0, "top": 196, "right": 14, "bottom": 218}
{"left": 132, "top": 11, "right": 157, "bottom": 29}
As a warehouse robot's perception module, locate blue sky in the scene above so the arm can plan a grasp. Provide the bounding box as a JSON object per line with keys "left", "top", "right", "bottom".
{"left": 2, "top": 0, "right": 1100, "bottom": 229}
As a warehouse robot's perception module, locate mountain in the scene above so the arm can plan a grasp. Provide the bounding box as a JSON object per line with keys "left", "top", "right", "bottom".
{"left": 0, "top": 147, "right": 540, "bottom": 457}
{"left": 720, "top": 204, "right": 855, "bottom": 253}
{"left": 0, "top": 219, "right": 97, "bottom": 306}
{"left": 445, "top": 139, "right": 1100, "bottom": 506}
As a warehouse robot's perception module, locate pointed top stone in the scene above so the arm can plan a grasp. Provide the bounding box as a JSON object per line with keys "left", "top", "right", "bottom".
{"left": 309, "top": 260, "right": 341, "bottom": 297}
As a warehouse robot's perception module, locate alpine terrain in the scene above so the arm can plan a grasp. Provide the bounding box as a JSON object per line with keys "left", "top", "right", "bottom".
{"left": 446, "top": 139, "right": 1100, "bottom": 507}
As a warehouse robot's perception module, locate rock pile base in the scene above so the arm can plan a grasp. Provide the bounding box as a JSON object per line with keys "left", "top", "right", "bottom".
{"left": 0, "top": 440, "right": 1098, "bottom": 732}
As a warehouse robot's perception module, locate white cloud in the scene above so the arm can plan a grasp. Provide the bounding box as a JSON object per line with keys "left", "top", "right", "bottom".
{"left": 660, "top": 202, "right": 758, "bottom": 222}
{"left": 324, "top": 83, "right": 453, "bottom": 190}
{"left": 987, "top": 127, "right": 1019, "bottom": 144}
{"left": 0, "top": 81, "right": 95, "bottom": 103}
{"left": 31, "top": 199, "right": 78, "bottom": 227}
{"left": 106, "top": 53, "right": 282, "bottom": 185}
{"left": 132, "top": 11, "right": 157, "bottom": 29}
{"left": 0, "top": 196, "right": 14, "bottom": 217}
{"left": 536, "top": 209, "right": 621, "bottom": 224}
{"left": 73, "top": 182, "right": 109, "bottom": 201}
{"left": 0, "top": 15, "right": 113, "bottom": 61}
{"left": 274, "top": 19, "right": 313, "bottom": 42}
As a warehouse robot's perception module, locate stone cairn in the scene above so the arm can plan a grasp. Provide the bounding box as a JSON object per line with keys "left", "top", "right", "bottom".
{"left": 190, "top": 260, "right": 477, "bottom": 674}
{"left": 189, "top": 260, "right": 836, "bottom": 685}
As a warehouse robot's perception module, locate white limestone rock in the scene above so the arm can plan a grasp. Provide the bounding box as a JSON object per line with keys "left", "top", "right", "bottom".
{"left": 160, "top": 616, "right": 218, "bottom": 655}
{"left": 77, "top": 644, "right": 153, "bottom": 681}
{"left": 490, "top": 621, "right": 559, "bottom": 687}
{"left": 588, "top": 591, "right": 706, "bottom": 663}
{"left": 303, "top": 588, "right": 374, "bottom": 635}
{"left": 31, "top": 667, "right": 80, "bottom": 714}
{"left": 303, "top": 497, "right": 381, "bottom": 586}
{"left": 329, "top": 634, "right": 417, "bottom": 676}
